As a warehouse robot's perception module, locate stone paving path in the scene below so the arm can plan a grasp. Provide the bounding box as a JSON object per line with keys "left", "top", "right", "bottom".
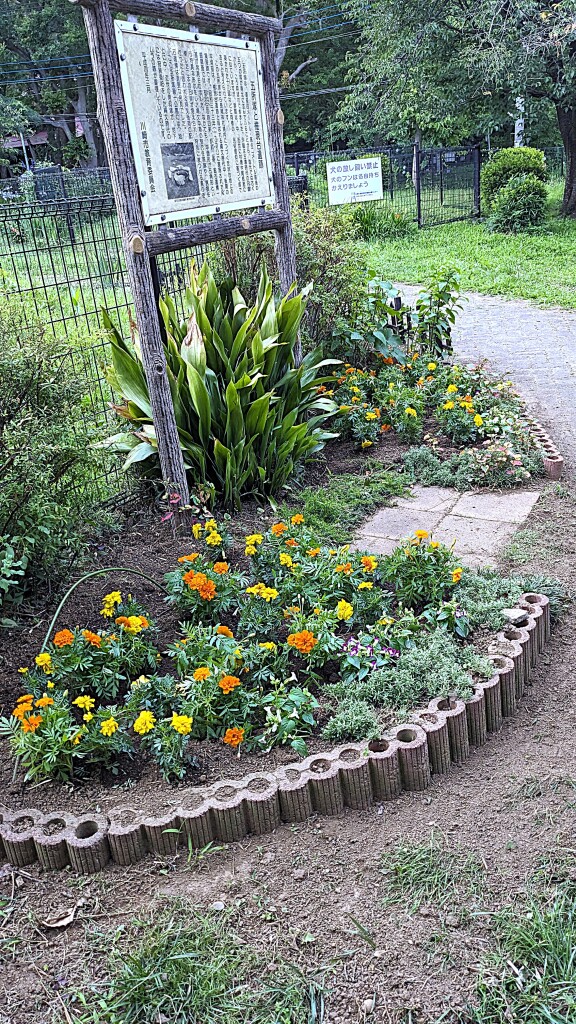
{"left": 354, "top": 484, "right": 541, "bottom": 568}
{"left": 400, "top": 286, "right": 576, "bottom": 469}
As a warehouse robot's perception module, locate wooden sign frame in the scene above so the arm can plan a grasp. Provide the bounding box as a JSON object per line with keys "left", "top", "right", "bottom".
{"left": 71, "top": 0, "right": 298, "bottom": 507}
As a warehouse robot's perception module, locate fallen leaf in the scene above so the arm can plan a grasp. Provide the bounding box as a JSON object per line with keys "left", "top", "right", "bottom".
{"left": 39, "top": 898, "right": 85, "bottom": 930}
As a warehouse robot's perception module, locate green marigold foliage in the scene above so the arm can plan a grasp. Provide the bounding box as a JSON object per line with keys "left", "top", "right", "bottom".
{"left": 480, "top": 146, "right": 548, "bottom": 210}
{"left": 488, "top": 173, "right": 549, "bottom": 233}
{"left": 103, "top": 262, "right": 338, "bottom": 508}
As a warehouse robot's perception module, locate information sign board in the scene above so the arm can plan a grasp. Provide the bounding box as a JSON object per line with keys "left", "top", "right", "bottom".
{"left": 326, "top": 157, "right": 383, "bottom": 205}
{"left": 115, "top": 22, "right": 275, "bottom": 225}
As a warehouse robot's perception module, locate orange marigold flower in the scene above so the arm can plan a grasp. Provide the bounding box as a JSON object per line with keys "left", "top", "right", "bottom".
{"left": 223, "top": 726, "right": 245, "bottom": 748}
{"left": 198, "top": 580, "right": 217, "bottom": 601}
{"left": 287, "top": 630, "right": 318, "bottom": 655}
{"left": 182, "top": 570, "right": 217, "bottom": 601}
{"left": 335, "top": 562, "right": 352, "bottom": 574}
{"left": 285, "top": 538, "right": 298, "bottom": 548}
{"left": 12, "top": 703, "right": 33, "bottom": 720}
{"left": 271, "top": 523, "right": 288, "bottom": 536}
{"left": 82, "top": 630, "right": 102, "bottom": 647}
{"left": 283, "top": 605, "right": 300, "bottom": 619}
{"left": 35, "top": 697, "right": 54, "bottom": 708}
{"left": 216, "top": 625, "right": 234, "bottom": 638}
{"left": 17, "top": 694, "right": 34, "bottom": 703}
{"left": 213, "top": 561, "right": 229, "bottom": 574}
{"left": 178, "top": 553, "right": 200, "bottom": 563}
{"left": 307, "top": 548, "right": 321, "bottom": 557}
{"left": 361, "top": 555, "right": 378, "bottom": 572}
{"left": 218, "top": 674, "right": 242, "bottom": 694}
{"left": 22, "top": 713, "right": 42, "bottom": 733}
{"left": 54, "top": 629, "right": 75, "bottom": 648}
{"left": 291, "top": 513, "right": 305, "bottom": 525}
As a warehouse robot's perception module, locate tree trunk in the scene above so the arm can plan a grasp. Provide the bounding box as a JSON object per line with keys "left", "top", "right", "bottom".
{"left": 556, "top": 102, "right": 576, "bottom": 216}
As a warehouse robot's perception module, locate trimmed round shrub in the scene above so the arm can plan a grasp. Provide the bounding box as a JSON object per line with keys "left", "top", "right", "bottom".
{"left": 488, "top": 173, "right": 548, "bottom": 233}
{"left": 481, "top": 147, "right": 548, "bottom": 210}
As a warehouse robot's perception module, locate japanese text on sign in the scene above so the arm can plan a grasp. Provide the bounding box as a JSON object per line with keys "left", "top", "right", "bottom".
{"left": 115, "top": 22, "right": 275, "bottom": 225}
{"left": 326, "top": 157, "right": 383, "bottom": 206}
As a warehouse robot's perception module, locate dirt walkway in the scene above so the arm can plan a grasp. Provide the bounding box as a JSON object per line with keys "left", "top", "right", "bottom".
{"left": 400, "top": 286, "right": 576, "bottom": 469}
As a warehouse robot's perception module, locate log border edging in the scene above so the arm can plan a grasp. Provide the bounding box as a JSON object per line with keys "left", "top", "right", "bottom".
{"left": 0, "top": 594, "right": 551, "bottom": 874}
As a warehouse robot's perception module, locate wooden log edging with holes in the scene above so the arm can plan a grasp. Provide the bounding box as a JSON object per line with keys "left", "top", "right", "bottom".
{"left": 520, "top": 413, "right": 564, "bottom": 480}
{"left": 0, "top": 594, "right": 551, "bottom": 874}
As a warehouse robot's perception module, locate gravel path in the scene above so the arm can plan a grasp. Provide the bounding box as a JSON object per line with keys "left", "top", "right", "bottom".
{"left": 400, "top": 286, "right": 576, "bottom": 468}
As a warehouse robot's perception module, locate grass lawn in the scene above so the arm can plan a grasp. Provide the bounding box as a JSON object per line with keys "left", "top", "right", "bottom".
{"left": 367, "top": 183, "right": 576, "bottom": 309}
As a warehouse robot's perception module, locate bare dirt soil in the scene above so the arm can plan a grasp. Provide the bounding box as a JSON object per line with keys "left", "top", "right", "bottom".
{"left": 1, "top": 478, "right": 574, "bottom": 1024}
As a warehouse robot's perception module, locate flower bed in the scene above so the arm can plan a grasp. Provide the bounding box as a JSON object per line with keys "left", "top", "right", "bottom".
{"left": 333, "top": 356, "right": 544, "bottom": 488}
{"left": 1, "top": 515, "right": 558, "bottom": 787}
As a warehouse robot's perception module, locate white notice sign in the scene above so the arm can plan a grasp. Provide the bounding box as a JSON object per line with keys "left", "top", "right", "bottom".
{"left": 326, "top": 157, "right": 384, "bottom": 205}
{"left": 115, "top": 22, "right": 275, "bottom": 225}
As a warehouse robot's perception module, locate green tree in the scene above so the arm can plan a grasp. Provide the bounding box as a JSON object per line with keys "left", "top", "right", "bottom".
{"left": 343, "top": 0, "right": 576, "bottom": 213}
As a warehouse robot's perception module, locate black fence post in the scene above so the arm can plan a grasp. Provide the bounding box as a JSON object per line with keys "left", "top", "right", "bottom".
{"left": 414, "top": 143, "right": 423, "bottom": 227}
{"left": 439, "top": 152, "right": 444, "bottom": 207}
{"left": 473, "top": 145, "right": 481, "bottom": 217}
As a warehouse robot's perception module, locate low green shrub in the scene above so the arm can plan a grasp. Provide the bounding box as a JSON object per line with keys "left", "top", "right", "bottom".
{"left": 104, "top": 261, "right": 338, "bottom": 509}
{"left": 351, "top": 204, "right": 415, "bottom": 241}
{"left": 211, "top": 196, "right": 369, "bottom": 349}
{"left": 481, "top": 146, "right": 548, "bottom": 210}
{"left": 488, "top": 173, "right": 548, "bottom": 233}
{"left": 0, "top": 310, "right": 114, "bottom": 619}
{"left": 403, "top": 443, "right": 542, "bottom": 491}
{"left": 322, "top": 699, "right": 381, "bottom": 742}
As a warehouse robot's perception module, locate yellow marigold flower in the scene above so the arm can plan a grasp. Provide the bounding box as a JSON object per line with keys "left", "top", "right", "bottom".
{"left": 115, "top": 615, "right": 147, "bottom": 635}
{"left": 133, "top": 710, "right": 156, "bottom": 735}
{"left": 279, "top": 552, "right": 293, "bottom": 568}
{"left": 287, "top": 630, "right": 318, "bottom": 654}
{"left": 47, "top": 681, "right": 54, "bottom": 689}
{"left": 205, "top": 519, "right": 217, "bottom": 530}
{"left": 405, "top": 407, "right": 417, "bottom": 418}
{"left": 361, "top": 440, "right": 373, "bottom": 448}
{"left": 205, "top": 531, "right": 222, "bottom": 546}
{"left": 35, "top": 653, "right": 53, "bottom": 674}
{"left": 427, "top": 362, "right": 437, "bottom": 371}
{"left": 358, "top": 581, "right": 373, "bottom": 590}
{"left": 73, "top": 695, "right": 96, "bottom": 711}
{"left": 218, "top": 674, "right": 241, "bottom": 694}
{"left": 430, "top": 541, "right": 440, "bottom": 549}
{"left": 101, "top": 591, "right": 121, "bottom": 618}
{"left": 443, "top": 400, "right": 455, "bottom": 410}
{"left": 54, "top": 629, "right": 75, "bottom": 648}
{"left": 291, "top": 514, "right": 305, "bottom": 525}
{"left": 35, "top": 697, "right": 54, "bottom": 708}
{"left": 414, "top": 529, "right": 429, "bottom": 539}
{"left": 216, "top": 625, "right": 234, "bottom": 638}
{"left": 171, "top": 712, "right": 193, "bottom": 735}
{"left": 365, "top": 412, "right": 377, "bottom": 421}
{"left": 404, "top": 548, "right": 411, "bottom": 556}
{"left": 447, "top": 383, "right": 458, "bottom": 393}
{"left": 245, "top": 533, "right": 263, "bottom": 546}
{"left": 474, "top": 414, "right": 483, "bottom": 427}
{"left": 178, "top": 553, "right": 200, "bottom": 563}
{"left": 361, "top": 555, "right": 378, "bottom": 572}
{"left": 245, "top": 544, "right": 257, "bottom": 556}
{"left": 100, "top": 717, "right": 119, "bottom": 737}
{"left": 83, "top": 712, "right": 93, "bottom": 722}
{"left": 193, "top": 667, "right": 211, "bottom": 681}
{"left": 192, "top": 523, "right": 203, "bottom": 539}
{"left": 259, "top": 642, "right": 277, "bottom": 651}
{"left": 336, "top": 600, "right": 353, "bottom": 621}
{"left": 246, "top": 583, "right": 278, "bottom": 602}
{"left": 72, "top": 732, "right": 82, "bottom": 745}
{"left": 271, "top": 522, "right": 288, "bottom": 536}
{"left": 213, "top": 561, "right": 229, "bottom": 574}
{"left": 17, "top": 667, "right": 29, "bottom": 674}
{"left": 452, "top": 567, "right": 463, "bottom": 583}
{"left": 223, "top": 726, "right": 244, "bottom": 748}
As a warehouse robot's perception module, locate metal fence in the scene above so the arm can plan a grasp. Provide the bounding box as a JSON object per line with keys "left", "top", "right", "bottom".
{"left": 287, "top": 145, "right": 481, "bottom": 227}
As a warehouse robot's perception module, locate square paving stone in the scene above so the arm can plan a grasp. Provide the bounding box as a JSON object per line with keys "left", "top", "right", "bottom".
{"left": 350, "top": 535, "right": 400, "bottom": 556}
{"left": 450, "top": 489, "right": 541, "bottom": 524}
{"left": 355, "top": 506, "right": 446, "bottom": 542}
{"left": 433, "top": 515, "right": 517, "bottom": 556}
{"left": 395, "top": 484, "right": 459, "bottom": 513}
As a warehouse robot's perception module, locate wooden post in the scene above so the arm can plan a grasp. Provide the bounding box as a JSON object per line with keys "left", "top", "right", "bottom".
{"left": 80, "top": 0, "right": 190, "bottom": 505}
{"left": 261, "top": 30, "right": 300, "bottom": 363}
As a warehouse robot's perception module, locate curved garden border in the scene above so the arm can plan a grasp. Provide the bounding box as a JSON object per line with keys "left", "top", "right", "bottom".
{"left": 523, "top": 414, "right": 564, "bottom": 479}
{"left": 0, "top": 593, "right": 550, "bottom": 874}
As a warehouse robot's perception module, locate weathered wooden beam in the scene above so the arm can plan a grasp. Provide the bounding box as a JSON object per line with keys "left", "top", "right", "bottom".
{"left": 146, "top": 209, "right": 288, "bottom": 256}
{"left": 69, "top": 0, "right": 282, "bottom": 34}
{"left": 260, "top": 30, "right": 300, "bottom": 361}
{"left": 81, "top": 0, "right": 190, "bottom": 505}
